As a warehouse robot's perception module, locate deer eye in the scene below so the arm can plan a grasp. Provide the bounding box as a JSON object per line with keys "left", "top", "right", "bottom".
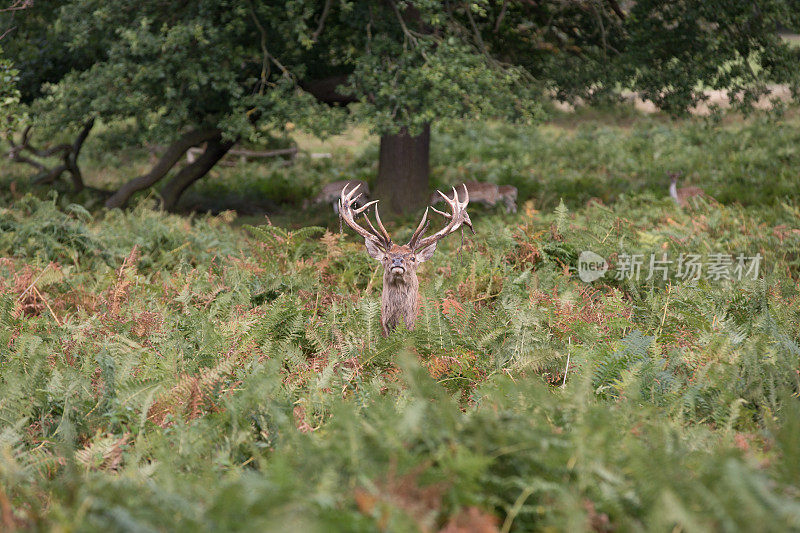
{"left": 410, "top": 256, "right": 416, "bottom": 262}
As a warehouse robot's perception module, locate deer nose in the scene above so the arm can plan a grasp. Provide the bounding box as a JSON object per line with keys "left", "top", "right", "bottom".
{"left": 391, "top": 257, "right": 404, "bottom": 267}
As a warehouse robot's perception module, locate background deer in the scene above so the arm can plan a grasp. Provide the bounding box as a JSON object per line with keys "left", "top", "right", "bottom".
{"left": 340, "top": 183, "right": 473, "bottom": 336}
{"left": 668, "top": 171, "right": 712, "bottom": 208}
{"left": 430, "top": 181, "right": 517, "bottom": 213}
{"left": 307, "top": 179, "right": 370, "bottom": 214}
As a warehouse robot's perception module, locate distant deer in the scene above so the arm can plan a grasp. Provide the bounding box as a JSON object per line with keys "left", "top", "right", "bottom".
{"left": 340, "top": 183, "right": 474, "bottom": 336}
{"left": 309, "top": 179, "right": 370, "bottom": 214}
{"left": 668, "top": 171, "right": 711, "bottom": 208}
{"left": 430, "top": 181, "right": 517, "bottom": 213}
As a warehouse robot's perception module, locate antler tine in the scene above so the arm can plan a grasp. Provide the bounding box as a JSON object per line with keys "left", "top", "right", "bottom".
{"left": 437, "top": 188, "right": 454, "bottom": 203}
{"left": 373, "top": 204, "right": 393, "bottom": 245}
{"left": 407, "top": 207, "right": 429, "bottom": 248}
{"left": 354, "top": 199, "right": 378, "bottom": 214}
{"left": 364, "top": 214, "right": 383, "bottom": 240}
{"left": 430, "top": 205, "right": 450, "bottom": 219}
{"left": 458, "top": 183, "right": 474, "bottom": 234}
{"left": 339, "top": 183, "right": 391, "bottom": 249}
{"left": 343, "top": 182, "right": 359, "bottom": 202}
{"left": 411, "top": 185, "right": 472, "bottom": 251}
{"left": 431, "top": 186, "right": 461, "bottom": 219}
{"left": 419, "top": 220, "right": 431, "bottom": 240}
{"left": 339, "top": 182, "right": 353, "bottom": 210}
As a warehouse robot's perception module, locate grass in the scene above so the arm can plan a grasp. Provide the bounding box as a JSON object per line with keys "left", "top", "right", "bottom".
{"left": 1, "top": 107, "right": 799, "bottom": 531}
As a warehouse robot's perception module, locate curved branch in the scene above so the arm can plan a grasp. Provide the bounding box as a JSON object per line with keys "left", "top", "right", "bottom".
{"left": 64, "top": 118, "right": 95, "bottom": 191}
{"left": 159, "top": 136, "right": 236, "bottom": 211}
{"left": 104, "top": 128, "right": 222, "bottom": 208}
{"left": 8, "top": 119, "right": 94, "bottom": 192}
{"left": 248, "top": 0, "right": 292, "bottom": 84}
{"left": 312, "top": 0, "right": 333, "bottom": 41}
{"left": 464, "top": 2, "right": 487, "bottom": 54}
{"left": 493, "top": 0, "right": 508, "bottom": 33}
{"left": 388, "top": 0, "right": 418, "bottom": 46}
{"left": 607, "top": 0, "right": 626, "bottom": 21}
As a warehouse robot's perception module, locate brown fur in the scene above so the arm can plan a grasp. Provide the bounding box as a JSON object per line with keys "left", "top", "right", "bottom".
{"left": 311, "top": 180, "right": 370, "bottom": 212}
{"left": 367, "top": 243, "right": 435, "bottom": 336}
{"left": 668, "top": 172, "right": 712, "bottom": 208}
{"left": 342, "top": 184, "right": 471, "bottom": 336}
{"left": 674, "top": 186, "right": 707, "bottom": 207}
{"left": 432, "top": 182, "right": 517, "bottom": 213}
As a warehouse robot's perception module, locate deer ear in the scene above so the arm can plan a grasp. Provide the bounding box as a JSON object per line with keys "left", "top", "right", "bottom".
{"left": 416, "top": 242, "right": 437, "bottom": 263}
{"left": 364, "top": 239, "right": 385, "bottom": 261}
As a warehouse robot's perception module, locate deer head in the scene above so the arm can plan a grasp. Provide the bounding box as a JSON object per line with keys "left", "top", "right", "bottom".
{"left": 340, "top": 184, "right": 473, "bottom": 336}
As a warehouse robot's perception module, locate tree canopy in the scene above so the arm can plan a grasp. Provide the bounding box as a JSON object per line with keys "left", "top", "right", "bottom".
{"left": 3, "top": 1, "right": 799, "bottom": 211}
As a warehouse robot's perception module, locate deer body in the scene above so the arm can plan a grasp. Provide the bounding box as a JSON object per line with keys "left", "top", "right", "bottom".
{"left": 312, "top": 180, "right": 370, "bottom": 213}
{"left": 379, "top": 245, "right": 421, "bottom": 335}
{"left": 431, "top": 182, "right": 517, "bottom": 213}
{"left": 498, "top": 185, "right": 518, "bottom": 213}
{"left": 669, "top": 172, "right": 710, "bottom": 208}
{"left": 340, "top": 185, "right": 473, "bottom": 336}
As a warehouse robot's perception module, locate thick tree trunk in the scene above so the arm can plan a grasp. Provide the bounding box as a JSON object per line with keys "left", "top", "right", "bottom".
{"left": 104, "top": 128, "right": 222, "bottom": 208}
{"left": 374, "top": 123, "right": 430, "bottom": 214}
{"left": 159, "top": 137, "right": 235, "bottom": 211}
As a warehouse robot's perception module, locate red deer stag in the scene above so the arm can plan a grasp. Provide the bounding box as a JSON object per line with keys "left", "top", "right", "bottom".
{"left": 340, "top": 184, "right": 474, "bottom": 336}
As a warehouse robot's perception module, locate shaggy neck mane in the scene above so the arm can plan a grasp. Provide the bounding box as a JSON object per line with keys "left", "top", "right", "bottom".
{"left": 381, "top": 271, "right": 420, "bottom": 335}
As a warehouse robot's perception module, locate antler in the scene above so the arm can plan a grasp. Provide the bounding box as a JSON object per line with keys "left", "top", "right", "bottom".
{"left": 408, "top": 184, "right": 473, "bottom": 251}
{"left": 339, "top": 183, "right": 392, "bottom": 250}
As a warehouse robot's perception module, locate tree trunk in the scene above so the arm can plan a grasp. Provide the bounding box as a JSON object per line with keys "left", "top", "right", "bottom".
{"left": 64, "top": 118, "right": 95, "bottom": 192}
{"left": 159, "top": 137, "right": 235, "bottom": 211}
{"left": 104, "top": 128, "right": 222, "bottom": 208}
{"left": 374, "top": 123, "right": 430, "bottom": 214}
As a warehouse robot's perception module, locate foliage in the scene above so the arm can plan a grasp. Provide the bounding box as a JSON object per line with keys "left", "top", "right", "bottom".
{"left": 6, "top": 1, "right": 799, "bottom": 142}
{"left": 1, "top": 113, "right": 800, "bottom": 529}
{"left": 0, "top": 45, "right": 21, "bottom": 134}
{"left": 2, "top": 0, "right": 542, "bottom": 144}
{"left": 8, "top": 1, "right": 344, "bottom": 144}
{"left": 4, "top": 1, "right": 799, "bottom": 212}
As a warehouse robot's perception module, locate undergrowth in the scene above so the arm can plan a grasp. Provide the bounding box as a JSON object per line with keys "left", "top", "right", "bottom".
{"left": 1, "top": 116, "right": 800, "bottom": 531}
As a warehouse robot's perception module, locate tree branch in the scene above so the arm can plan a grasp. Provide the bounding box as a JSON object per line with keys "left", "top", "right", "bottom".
{"left": 312, "top": 0, "right": 333, "bottom": 41}
{"left": 591, "top": 1, "right": 608, "bottom": 59}
{"left": 0, "top": 0, "right": 32, "bottom": 41}
{"left": 607, "top": 0, "right": 626, "bottom": 21}
{"left": 7, "top": 119, "right": 95, "bottom": 192}
{"left": 159, "top": 136, "right": 237, "bottom": 211}
{"left": 248, "top": 1, "right": 270, "bottom": 94}
{"left": 248, "top": 0, "right": 291, "bottom": 86}
{"left": 388, "top": 0, "right": 418, "bottom": 47}
{"left": 64, "top": 118, "right": 95, "bottom": 191}
{"left": 104, "top": 128, "right": 223, "bottom": 208}
{"left": 0, "top": 0, "right": 32, "bottom": 12}
{"left": 493, "top": 0, "right": 508, "bottom": 33}
{"left": 464, "top": 1, "right": 488, "bottom": 55}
